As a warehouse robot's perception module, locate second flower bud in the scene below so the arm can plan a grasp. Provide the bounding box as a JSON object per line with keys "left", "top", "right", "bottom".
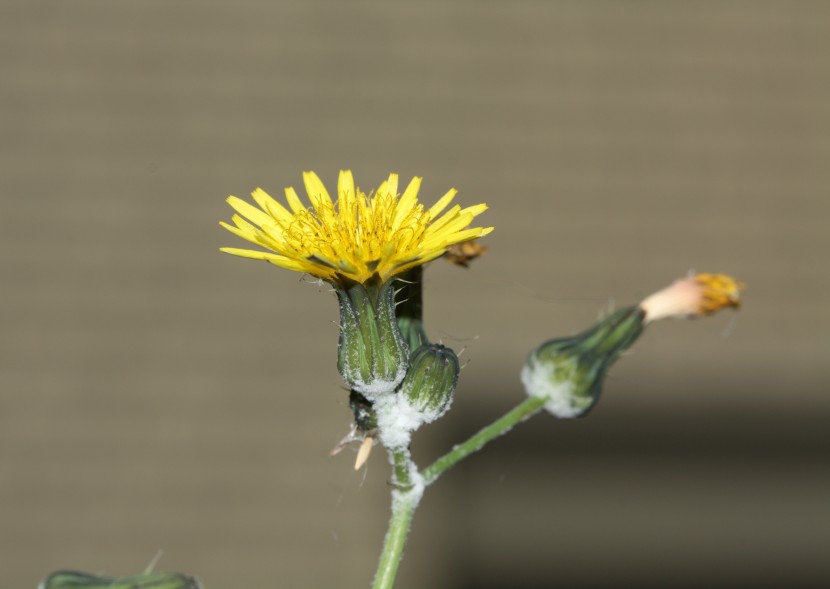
{"left": 375, "top": 343, "right": 460, "bottom": 450}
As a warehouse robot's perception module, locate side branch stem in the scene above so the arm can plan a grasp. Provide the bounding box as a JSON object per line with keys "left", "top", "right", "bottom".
{"left": 371, "top": 396, "right": 545, "bottom": 588}
{"left": 421, "top": 396, "right": 546, "bottom": 486}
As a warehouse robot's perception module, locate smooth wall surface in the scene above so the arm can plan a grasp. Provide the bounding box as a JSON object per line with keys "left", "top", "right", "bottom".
{"left": 1, "top": 2, "right": 828, "bottom": 588}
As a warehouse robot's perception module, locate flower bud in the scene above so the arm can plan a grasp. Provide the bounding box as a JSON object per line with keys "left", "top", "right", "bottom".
{"left": 336, "top": 280, "right": 409, "bottom": 400}
{"left": 374, "top": 343, "right": 460, "bottom": 450}
{"left": 39, "top": 570, "right": 201, "bottom": 589}
{"left": 400, "top": 343, "right": 459, "bottom": 421}
{"left": 521, "top": 307, "right": 645, "bottom": 418}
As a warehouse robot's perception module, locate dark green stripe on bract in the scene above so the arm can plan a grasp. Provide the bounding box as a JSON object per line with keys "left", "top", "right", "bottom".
{"left": 335, "top": 280, "right": 409, "bottom": 398}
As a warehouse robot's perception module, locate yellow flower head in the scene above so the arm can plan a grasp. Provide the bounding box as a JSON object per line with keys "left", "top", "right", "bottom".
{"left": 639, "top": 272, "right": 745, "bottom": 323}
{"left": 221, "top": 171, "right": 493, "bottom": 285}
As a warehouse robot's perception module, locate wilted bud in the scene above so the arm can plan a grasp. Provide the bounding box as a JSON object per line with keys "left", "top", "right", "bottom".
{"left": 522, "top": 272, "right": 743, "bottom": 418}
{"left": 39, "top": 570, "right": 201, "bottom": 589}
{"left": 336, "top": 280, "right": 409, "bottom": 400}
{"left": 521, "top": 307, "right": 645, "bottom": 418}
{"left": 639, "top": 273, "right": 743, "bottom": 323}
{"left": 400, "top": 343, "right": 459, "bottom": 420}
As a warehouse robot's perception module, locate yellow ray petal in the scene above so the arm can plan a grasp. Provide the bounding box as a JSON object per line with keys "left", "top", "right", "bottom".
{"left": 268, "top": 257, "right": 322, "bottom": 274}
{"left": 338, "top": 169, "right": 355, "bottom": 208}
{"left": 251, "top": 188, "right": 292, "bottom": 223}
{"left": 391, "top": 249, "right": 448, "bottom": 276}
{"left": 376, "top": 173, "right": 400, "bottom": 201}
{"left": 458, "top": 203, "right": 488, "bottom": 218}
{"left": 429, "top": 226, "right": 493, "bottom": 248}
{"left": 391, "top": 176, "right": 422, "bottom": 233}
{"left": 430, "top": 212, "right": 478, "bottom": 239}
{"left": 303, "top": 171, "right": 333, "bottom": 210}
{"left": 427, "top": 189, "right": 457, "bottom": 219}
{"left": 425, "top": 204, "right": 462, "bottom": 234}
{"left": 284, "top": 186, "right": 305, "bottom": 213}
{"left": 220, "top": 221, "right": 254, "bottom": 242}
{"left": 385, "top": 173, "right": 399, "bottom": 197}
{"left": 226, "top": 196, "right": 274, "bottom": 229}
{"left": 220, "top": 247, "right": 287, "bottom": 262}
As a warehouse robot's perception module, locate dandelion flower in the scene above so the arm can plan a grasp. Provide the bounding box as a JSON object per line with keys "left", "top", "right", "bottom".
{"left": 221, "top": 170, "right": 493, "bottom": 286}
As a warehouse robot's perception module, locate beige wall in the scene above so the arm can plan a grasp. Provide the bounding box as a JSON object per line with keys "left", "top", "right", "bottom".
{"left": 1, "top": 2, "right": 828, "bottom": 588}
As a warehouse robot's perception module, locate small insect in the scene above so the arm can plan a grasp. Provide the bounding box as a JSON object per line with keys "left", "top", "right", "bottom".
{"left": 444, "top": 241, "right": 489, "bottom": 268}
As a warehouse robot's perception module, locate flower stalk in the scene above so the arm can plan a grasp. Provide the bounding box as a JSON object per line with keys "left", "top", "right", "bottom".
{"left": 372, "top": 449, "right": 423, "bottom": 589}
{"left": 395, "top": 267, "right": 429, "bottom": 351}
{"left": 422, "top": 395, "right": 546, "bottom": 486}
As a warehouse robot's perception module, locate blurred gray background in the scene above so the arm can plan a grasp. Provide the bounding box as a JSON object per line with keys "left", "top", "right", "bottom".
{"left": 1, "top": 1, "right": 828, "bottom": 588}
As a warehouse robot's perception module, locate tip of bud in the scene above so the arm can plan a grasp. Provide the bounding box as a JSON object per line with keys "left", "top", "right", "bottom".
{"left": 639, "top": 273, "right": 744, "bottom": 323}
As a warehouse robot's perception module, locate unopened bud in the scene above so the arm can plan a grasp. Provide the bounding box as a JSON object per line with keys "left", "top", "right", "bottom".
{"left": 521, "top": 307, "right": 645, "bottom": 418}
{"left": 400, "top": 343, "right": 459, "bottom": 421}
{"left": 375, "top": 343, "right": 460, "bottom": 450}
{"left": 39, "top": 571, "right": 201, "bottom": 589}
{"left": 336, "top": 281, "right": 409, "bottom": 400}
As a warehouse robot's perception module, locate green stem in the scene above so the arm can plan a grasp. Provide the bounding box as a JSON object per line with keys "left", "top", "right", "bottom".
{"left": 371, "top": 449, "right": 423, "bottom": 589}
{"left": 421, "top": 396, "right": 546, "bottom": 486}
{"left": 371, "top": 396, "right": 546, "bottom": 588}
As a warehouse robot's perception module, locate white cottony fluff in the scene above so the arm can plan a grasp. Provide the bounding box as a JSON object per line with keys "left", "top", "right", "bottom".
{"left": 375, "top": 394, "right": 427, "bottom": 450}
{"left": 387, "top": 449, "right": 424, "bottom": 491}
{"left": 520, "top": 362, "right": 583, "bottom": 419}
{"left": 349, "top": 363, "right": 409, "bottom": 402}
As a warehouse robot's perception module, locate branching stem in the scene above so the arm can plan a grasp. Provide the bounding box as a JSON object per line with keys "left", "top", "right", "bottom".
{"left": 370, "top": 396, "right": 547, "bottom": 588}
{"left": 422, "top": 396, "right": 546, "bottom": 485}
